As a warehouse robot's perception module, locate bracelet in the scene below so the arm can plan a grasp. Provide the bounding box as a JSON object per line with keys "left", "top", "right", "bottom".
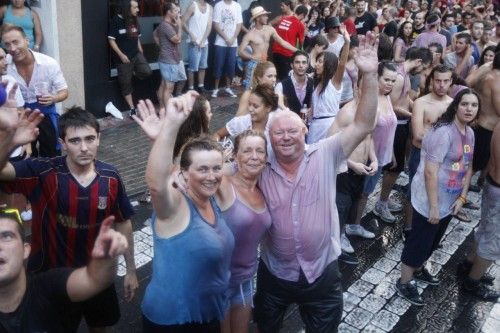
{"left": 458, "top": 195, "right": 467, "bottom": 204}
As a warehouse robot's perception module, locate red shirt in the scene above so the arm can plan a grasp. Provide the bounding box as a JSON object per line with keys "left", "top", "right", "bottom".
{"left": 272, "top": 15, "right": 305, "bottom": 57}
{"left": 343, "top": 18, "right": 357, "bottom": 36}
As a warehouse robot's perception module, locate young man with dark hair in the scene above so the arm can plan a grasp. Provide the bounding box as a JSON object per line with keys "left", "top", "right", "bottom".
{"left": 413, "top": 11, "right": 426, "bottom": 35}
{"left": 0, "top": 209, "right": 128, "bottom": 332}
{"left": 444, "top": 32, "right": 475, "bottom": 79}
{"left": 271, "top": 1, "right": 307, "bottom": 80}
{"left": 274, "top": 50, "right": 313, "bottom": 115}
{"left": 354, "top": 0, "right": 378, "bottom": 35}
{"left": 412, "top": 13, "right": 447, "bottom": 52}
{"left": 0, "top": 102, "right": 137, "bottom": 332}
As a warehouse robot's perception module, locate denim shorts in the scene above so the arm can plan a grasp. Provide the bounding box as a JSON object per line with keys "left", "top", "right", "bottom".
{"left": 213, "top": 45, "right": 236, "bottom": 79}
{"left": 227, "top": 279, "right": 254, "bottom": 307}
{"left": 362, "top": 166, "right": 384, "bottom": 195}
{"left": 243, "top": 59, "right": 259, "bottom": 90}
{"left": 159, "top": 61, "right": 187, "bottom": 82}
{"left": 187, "top": 44, "right": 208, "bottom": 72}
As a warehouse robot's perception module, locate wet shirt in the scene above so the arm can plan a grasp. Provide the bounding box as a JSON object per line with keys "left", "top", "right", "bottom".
{"left": 0, "top": 269, "right": 72, "bottom": 333}
{"left": 0, "top": 157, "right": 134, "bottom": 272}
{"left": 258, "top": 134, "right": 346, "bottom": 283}
{"left": 411, "top": 123, "right": 475, "bottom": 219}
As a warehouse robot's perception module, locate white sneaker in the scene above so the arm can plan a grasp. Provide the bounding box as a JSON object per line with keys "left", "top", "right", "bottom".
{"left": 388, "top": 197, "right": 403, "bottom": 212}
{"left": 211, "top": 89, "right": 219, "bottom": 98}
{"left": 224, "top": 87, "right": 237, "bottom": 98}
{"left": 341, "top": 233, "right": 355, "bottom": 253}
{"left": 373, "top": 202, "right": 396, "bottom": 223}
{"left": 21, "top": 209, "right": 32, "bottom": 221}
{"left": 345, "top": 224, "right": 375, "bottom": 239}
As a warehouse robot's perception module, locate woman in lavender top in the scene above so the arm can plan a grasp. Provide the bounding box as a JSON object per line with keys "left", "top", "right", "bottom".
{"left": 397, "top": 89, "right": 479, "bottom": 306}
{"left": 216, "top": 130, "right": 271, "bottom": 333}
{"left": 394, "top": 21, "right": 413, "bottom": 62}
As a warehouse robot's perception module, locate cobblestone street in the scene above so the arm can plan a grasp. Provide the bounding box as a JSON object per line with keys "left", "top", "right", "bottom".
{"left": 92, "top": 94, "right": 499, "bottom": 333}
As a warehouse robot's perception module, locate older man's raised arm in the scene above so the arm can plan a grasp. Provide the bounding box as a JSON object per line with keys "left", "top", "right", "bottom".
{"left": 328, "top": 32, "right": 379, "bottom": 157}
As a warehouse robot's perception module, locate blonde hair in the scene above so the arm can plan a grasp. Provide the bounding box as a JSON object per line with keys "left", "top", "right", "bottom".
{"left": 251, "top": 61, "right": 276, "bottom": 89}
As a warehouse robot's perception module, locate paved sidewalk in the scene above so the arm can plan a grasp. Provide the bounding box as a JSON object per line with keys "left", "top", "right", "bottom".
{"left": 93, "top": 93, "right": 499, "bottom": 333}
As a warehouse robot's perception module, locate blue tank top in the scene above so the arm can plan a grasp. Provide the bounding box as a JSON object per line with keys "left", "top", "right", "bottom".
{"left": 141, "top": 195, "right": 235, "bottom": 325}
{"left": 4, "top": 5, "right": 35, "bottom": 49}
{"left": 222, "top": 184, "right": 271, "bottom": 284}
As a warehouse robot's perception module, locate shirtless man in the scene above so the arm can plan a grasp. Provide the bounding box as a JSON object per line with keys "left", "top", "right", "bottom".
{"left": 372, "top": 47, "right": 431, "bottom": 224}
{"left": 458, "top": 121, "right": 500, "bottom": 301}
{"left": 408, "top": 65, "right": 453, "bottom": 233}
{"left": 466, "top": 53, "right": 500, "bottom": 190}
{"left": 239, "top": 6, "right": 297, "bottom": 90}
{"left": 331, "top": 89, "right": 378, "bottom": 265}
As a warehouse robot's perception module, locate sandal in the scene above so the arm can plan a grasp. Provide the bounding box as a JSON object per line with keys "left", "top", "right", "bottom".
{"left": 463, "top": 201, "right": 480, "bottom": 210}
{"left": 453, "top": 210, "right": 471, "bottom": 223}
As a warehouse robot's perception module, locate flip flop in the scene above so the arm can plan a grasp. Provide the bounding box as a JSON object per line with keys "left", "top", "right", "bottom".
{"left": 453, "top": 210, "right": 471, "bottom": 223}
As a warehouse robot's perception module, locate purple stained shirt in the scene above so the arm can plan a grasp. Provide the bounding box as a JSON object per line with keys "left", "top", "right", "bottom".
{"left": 258, "top": 134, "right": 346, "bottom": 283}
{"left": 412, "top": 31, "right": 447, "bottom": 52}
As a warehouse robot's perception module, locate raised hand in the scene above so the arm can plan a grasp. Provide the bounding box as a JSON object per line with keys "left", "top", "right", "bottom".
{"left": 92, "top": 216, "right": 128, "bottom": 259}
{"left": 339, "top": 23, "right": 350, "bottom": 42}
{"left": 164, "top": 90, "right": 199, "bottom": 127}
{"left": 133, "top": 101, "right": 165, "bottom": 141}
{"left": 11, "top": 109, "right": 44, "bottom": 147}
{"left": 352, "top": 31, "right": 379, "bottom": 74}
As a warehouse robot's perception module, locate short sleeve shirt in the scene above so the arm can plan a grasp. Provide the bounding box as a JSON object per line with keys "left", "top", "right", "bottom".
{"left": 383, "top": 20, "right": 398, "bottom": 38}
{"left": 354, "top": 12, "right": 376, "bottom": 35}
{"left": 272, "top": 16, "right": 305, "bottom": 57}
{"left": 158, "top": 21, "right": 181, "bottom": 64}
{"left": 0, "top": 157, "right": 134, "bottom": 271}
{"left": 411, "top": 123, "right": 474, "bottom": 218}
{"left": 213, "top": 0, "right": 243, "bottom": 47}
{"left": 444, "top": 52, "right": 475, "bottom": 79}
{"left": 6, "top": 51, "right": 68, "bottom": 104}
{"left": 108, "top": 14, "right": 140, "bottom": 63}
{"left": 0, "top": 269, "right": 72, "bottom": 333}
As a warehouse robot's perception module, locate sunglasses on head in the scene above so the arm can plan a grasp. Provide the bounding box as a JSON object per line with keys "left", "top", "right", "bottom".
{"left": 0, "top": 207, "right": 23, "bottom": 225}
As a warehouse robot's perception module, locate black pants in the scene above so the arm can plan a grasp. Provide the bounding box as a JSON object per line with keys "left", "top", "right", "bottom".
{"left": 31, "top": 116, "right": 60, "bottom": 157}
{"left": 273, "top": 53, "right": 292, "bottom": 81}
{"left": 254, "top": 260, "right": 343, "bottom": 333}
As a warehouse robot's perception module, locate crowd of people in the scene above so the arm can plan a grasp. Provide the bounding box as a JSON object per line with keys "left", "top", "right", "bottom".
{"left": 0, "top": 0, "right": 499, "bottom": 332}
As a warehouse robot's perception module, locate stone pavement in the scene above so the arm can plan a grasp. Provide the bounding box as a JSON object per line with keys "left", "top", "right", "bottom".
{"left": 93, "top": 92, "right": 499, "bottom": 333}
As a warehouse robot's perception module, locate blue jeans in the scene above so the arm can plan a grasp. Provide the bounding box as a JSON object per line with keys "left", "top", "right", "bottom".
{"left": 213, "top": 45, "right": 236, "bottom": 80}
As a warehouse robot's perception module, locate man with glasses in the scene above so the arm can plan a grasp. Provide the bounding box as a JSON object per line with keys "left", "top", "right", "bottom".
{"left": 254, "top": 33, "right": 380, "bottom": 333}
{"left": 0, "top": 100, "right": 137, "bottom": 332}
{"left": 0, "top": 208, "right": 129, "bottom": 332}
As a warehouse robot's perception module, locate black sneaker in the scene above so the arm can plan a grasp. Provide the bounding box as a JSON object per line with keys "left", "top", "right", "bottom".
{"left": 396, "top": 279, "right": 424, "bottom": 306}
{"left": 414, "top": 267, "right": 440, "bottom": 285}
{"left": 464, "top": 278, "right": 500, "bottom": 302}
{"left": 339, "top": 251, "right": 359, "bottom": 265}
{"left": 457, "top": 260, "right": 495, "bottom": 285}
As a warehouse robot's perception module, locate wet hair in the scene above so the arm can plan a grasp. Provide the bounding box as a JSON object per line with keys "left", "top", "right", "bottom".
{"left": 442, "top": 13, "right": 454, "bottom": 23}
{"left": 251, "top": 84, "right": 279, "bottom": 111}
{"left": 405, "top": 47, "right": 432, "bottom": 65}
{"left": 58, "top": 107, "right": 100, "bottom": 140}
{"left": 426, "top": 13, "right": 440, "bottom": 27}
{"left": 295, "top": 5, "right": 309, "bottom": 17}
{"left": 423, "top": 64, "right": 453, "bottom": 95}
{"left": 377, "top": 60, "right": 397, "bottom": 77}
{"left": 494, "top": 52, "right": 500, "bottom": 70}
{"left": 251, "top": 61, "right": 276, "bottom": 89}
{"left": 162, "top": 1, "right": 177, "bottom": 15}
{"left": 315, "top": 51, "right": 339, "bottom": 96}
{"left": 292, "top": 50, "right": 309, "bottom": 62}
{"left": 0, "top": 212, "right": 25, "bottom": 243}
{"left": 455, "top": 32, "right": 472, "bottom": 45}
{"left": 173, "top": 96, "right": 211, "bottom": 159}
{"left": 478, "top": 45, "right": 497, "bottom": 67}
{"left": 1, "top": 24, "right": 26, "bottom": 38}
{"left": 397, "top": 21, "right": 413, "bottom": 45}
{"left": 428, "top": 42, "right": 443, "bottom": 56}
{"left": 434, "top": 88, "right": 480, "bottom": 128}
{"left": 233, "top": 129, "right": 267, "bottom": 155}
{"left": 377, "top": 33, "right": 393, "bottom": 61}
{"left": 306, "top": 34, "right": 329, "bottom": 53}
{"left": 179, "top": 136, "right": 223, "bottom": 171}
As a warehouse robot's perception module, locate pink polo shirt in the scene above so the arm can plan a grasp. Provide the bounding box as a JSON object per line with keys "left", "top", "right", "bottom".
{"left": 258, "top": 134, "right": 346, "bottom": 283}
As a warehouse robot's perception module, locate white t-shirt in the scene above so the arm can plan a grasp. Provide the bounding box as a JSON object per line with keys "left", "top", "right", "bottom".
{"left": 212, "top": 0, "right": 243, "bottom": 47}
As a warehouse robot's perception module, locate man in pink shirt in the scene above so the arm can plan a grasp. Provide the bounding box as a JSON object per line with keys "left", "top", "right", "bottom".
{"left": 412, "top": 13, "right": 447, "bottom": 52}
{"left": 254, "top": 32, "right": 380, "bottom": 333}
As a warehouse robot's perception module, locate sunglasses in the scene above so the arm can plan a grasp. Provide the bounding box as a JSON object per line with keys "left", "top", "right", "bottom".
{"left": 0, "top": 208, "right": 23, "bottom": 225}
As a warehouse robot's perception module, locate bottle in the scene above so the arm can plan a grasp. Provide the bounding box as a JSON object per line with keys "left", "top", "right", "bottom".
{"left": 300, "top": 104, "right": 308, "bottom": 122}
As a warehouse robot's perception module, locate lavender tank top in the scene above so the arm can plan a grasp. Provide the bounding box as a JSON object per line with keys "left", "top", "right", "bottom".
{"left": 372, "top": 95, "right": 397, "bottom": 166}
{"left": 222, "top": 184, "right": 272, "bottom": 284}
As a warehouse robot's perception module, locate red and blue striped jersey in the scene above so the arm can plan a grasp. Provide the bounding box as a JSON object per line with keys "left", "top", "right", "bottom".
{"left": 0, "top": 156, "right": 134, "bottom": 272}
